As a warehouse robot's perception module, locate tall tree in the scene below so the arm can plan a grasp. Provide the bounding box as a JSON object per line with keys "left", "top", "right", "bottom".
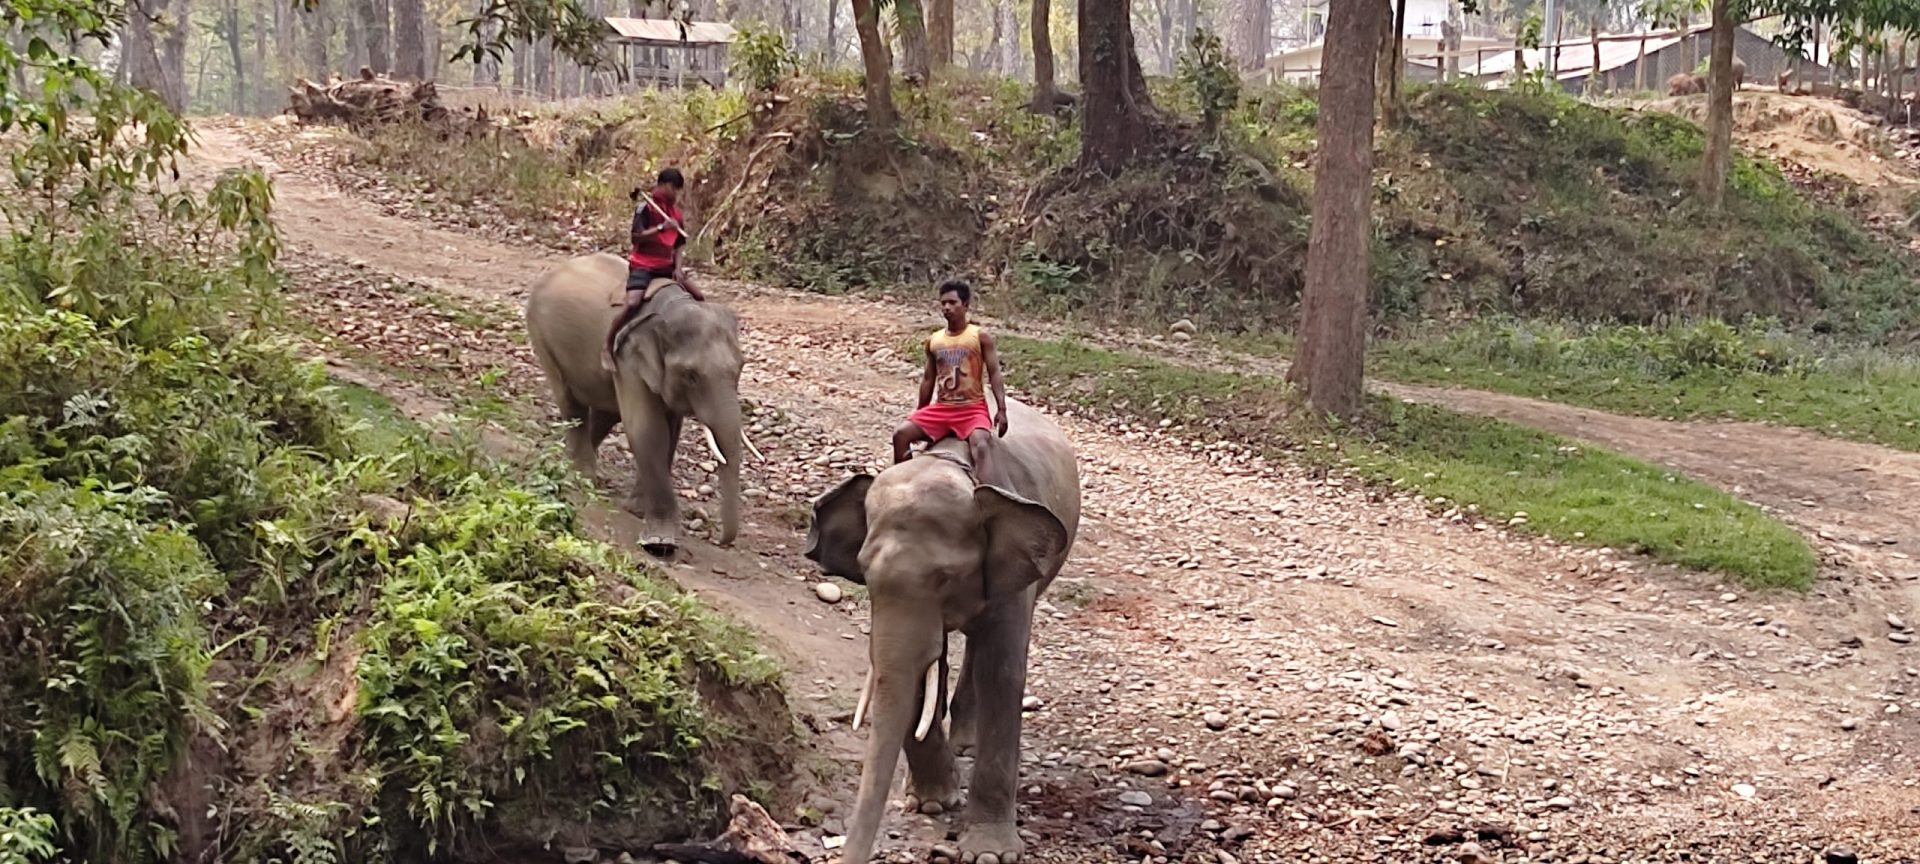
{"left": 1238, "top": 0, "right": 1271, "bottom": 70}
{"left": 1079, "top": 0, "right": 1155, "bottom": 171}
{"left": 897, "top": 0, "right": 932, "bottom": 79}
{"left": 929, "top": 0, "right": 954, "bottom": 68}
{"left": 252, "top": 0, "right": 271, "bottom": 111}
{"left": 274, "top": 0, "right": 294, "bottom": 77}
{"left": 394, "top": 0, "right": 428, "bottom": 78}
{"left": 1698, "top": 0, "right": 1734, "bottom": 206}
{"left": 999, "top": 0, "right": 1019, "bottom": 75}
{"left": 1031, "top": 0, "right": 1058, "bottom": 110}
{"left": 849, "top": 0, "right": 895, "bottom": 126}
{"left": 1290, "top": 0, "right": 1385, "bottom": 418}
{"left": 358, "top": 0, "right": 392, "bottom": 73}
{"left": 221, "top": 0, "right": 246, "bottom": 111}
{"left": 301, "top": 2, "right": 331, "bottom": 78}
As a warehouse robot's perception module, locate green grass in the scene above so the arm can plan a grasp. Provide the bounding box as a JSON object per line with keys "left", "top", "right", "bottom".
{"left": 1369, "top": 319, "right": 1920, "bottom": 452}
{"left": 998, "top": 335, "right": 1819, "bottom": 591}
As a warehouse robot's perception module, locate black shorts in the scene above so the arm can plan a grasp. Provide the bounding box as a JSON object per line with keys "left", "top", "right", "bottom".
{"left": 627, "top": 265, "right": 676, "bottom": 292}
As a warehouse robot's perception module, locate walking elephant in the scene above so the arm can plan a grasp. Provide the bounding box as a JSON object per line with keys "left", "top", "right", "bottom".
{"left": 525, "top": 252, "right": 745, "bottom": 555}
{"left": 806, "top": 399, "right": 1081, "bottom": 864}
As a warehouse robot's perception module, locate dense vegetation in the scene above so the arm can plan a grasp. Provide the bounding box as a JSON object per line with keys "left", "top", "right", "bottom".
{"left": 0, "top": 10, "right": 796, "bottom": 863}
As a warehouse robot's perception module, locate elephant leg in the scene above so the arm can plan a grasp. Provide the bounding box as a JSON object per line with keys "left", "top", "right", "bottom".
{"left": 904, "top": 642, "right": 961, "bottom": 817}
{"left": 558, "top": 395, "right": 598, "bottom": 478}
{"left": 957, "top": 597, "right": 1035, "bottom": 864}
{"left": 614, "top": 382, "right": 681, "bottom": 557}
{"left": 585, "top": 407, "right": 619, "bottom": 455}
{"left": 949, "top": 639, "right": 979, "bottom": 754}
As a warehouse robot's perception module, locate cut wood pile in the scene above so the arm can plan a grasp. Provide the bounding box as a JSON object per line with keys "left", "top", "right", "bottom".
{"left": 285, "top": 71, "right": 502, "bottom": 138}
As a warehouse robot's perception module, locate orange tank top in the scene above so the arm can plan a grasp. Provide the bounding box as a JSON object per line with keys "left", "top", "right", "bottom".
{"left": 927, "top": 325, "right": 986, "bottom": 405}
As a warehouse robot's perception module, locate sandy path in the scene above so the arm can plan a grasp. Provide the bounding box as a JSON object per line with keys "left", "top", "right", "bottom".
{"left": 189, "top": 122, "right": 1920, "bottom": 862}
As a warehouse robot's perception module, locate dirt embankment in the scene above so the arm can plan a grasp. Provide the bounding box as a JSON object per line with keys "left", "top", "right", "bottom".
{"left": 190, "top": 121, "right": 1920, "bottom": 863}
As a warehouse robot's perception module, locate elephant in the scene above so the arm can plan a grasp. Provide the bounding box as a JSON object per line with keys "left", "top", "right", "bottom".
{"left": 525, "top": 252, "right": 745, "bottom": 555}
{"left": 1667, "top": 72, "right": 1705, "bottom": 96}
{"left": 806, "top": 399, "right": 1081, "bottom": 864}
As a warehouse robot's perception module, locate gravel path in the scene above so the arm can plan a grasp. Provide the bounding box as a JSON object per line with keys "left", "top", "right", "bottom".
{"left": 189, "top": 120, "right": 1920, "bottom": 864}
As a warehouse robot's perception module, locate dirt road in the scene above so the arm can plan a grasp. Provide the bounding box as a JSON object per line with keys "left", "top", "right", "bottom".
{"left": 191, "top": 122, "right": 1920, "bottom": 863}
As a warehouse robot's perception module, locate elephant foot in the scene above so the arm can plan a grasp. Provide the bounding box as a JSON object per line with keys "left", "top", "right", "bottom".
{"left": 639, "top": 536, "right": 677, "bottom": 558}
{"left": 931, "top": 822, "right": 1021, "bottom": 864}
{"left": 904, "top": 789, "right": 962, "bottom": 817}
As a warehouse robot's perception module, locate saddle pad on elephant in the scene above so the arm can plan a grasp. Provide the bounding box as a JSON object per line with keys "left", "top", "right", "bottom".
{"left": 610, "top": 281, "right": 695, "bottom": 355}
{"left": 605, "top": 275, "right": 680, "bottom": 306}
{"left": 915, "top": 437, "right": 977, "bottom": 480}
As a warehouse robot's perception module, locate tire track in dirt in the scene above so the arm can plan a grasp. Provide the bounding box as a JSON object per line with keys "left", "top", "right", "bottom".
{"left": 190, "top": 122, "right": 1920, "bottom": 861}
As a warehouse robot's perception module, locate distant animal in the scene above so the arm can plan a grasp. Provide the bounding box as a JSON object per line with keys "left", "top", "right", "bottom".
{"left": 1732, "top": 56, "right": 1748, "bottom": 90}
{"left": 1667, "top": 72, "right": 1705, "bottom": 96}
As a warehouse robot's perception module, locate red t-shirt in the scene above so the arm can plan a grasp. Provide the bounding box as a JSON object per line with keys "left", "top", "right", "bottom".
{"left": 629, "top": 195, "right": 686, "bottom": 271}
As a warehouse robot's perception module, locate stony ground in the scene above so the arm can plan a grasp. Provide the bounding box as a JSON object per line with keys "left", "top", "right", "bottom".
{"left": 193, "top": 120, "right": 1920, "bottom": 864}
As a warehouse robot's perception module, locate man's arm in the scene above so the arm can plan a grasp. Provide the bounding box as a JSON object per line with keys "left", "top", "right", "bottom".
{"left": 917, "top": 344, "right": 937, "bottom": 409}
{"left": 980, "top": 331, "right": 1009, "bottom": 435}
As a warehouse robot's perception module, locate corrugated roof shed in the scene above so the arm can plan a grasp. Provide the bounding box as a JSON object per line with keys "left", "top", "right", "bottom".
{"left": 1471, "top": 32, "right": 1687, "bottom": 81}
{"left": 605, "top": 17, "right": 738, "bottom": 45}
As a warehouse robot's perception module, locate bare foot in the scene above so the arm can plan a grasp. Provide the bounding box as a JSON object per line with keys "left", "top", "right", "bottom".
{"left": 956, "top": 821, "right": 1023, "bottom": 864}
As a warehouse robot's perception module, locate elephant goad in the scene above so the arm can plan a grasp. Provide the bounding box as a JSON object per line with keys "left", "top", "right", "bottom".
{"left": 807, "top": 399, "right": 1082, "bottom": 864}
{"left": 525, "top": 253, "right": 745, "bottom": 556}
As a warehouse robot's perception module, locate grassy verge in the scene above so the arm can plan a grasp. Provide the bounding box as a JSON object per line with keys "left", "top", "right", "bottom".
{"left": 999, "top": 335, "right": 1819, "bottom": 591}
{"left": 2, "top": 262, "right": 795, "bottom": 864}
{"left": 1369, "top": 319, "right": 1920, "bottom": 452}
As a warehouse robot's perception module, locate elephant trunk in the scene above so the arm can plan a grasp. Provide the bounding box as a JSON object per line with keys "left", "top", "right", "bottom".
{"left": 841, "top": 603, "right": 943, "bottom": 864}
{"left": 695, "top": 391, "right": 743, "bottom": 546}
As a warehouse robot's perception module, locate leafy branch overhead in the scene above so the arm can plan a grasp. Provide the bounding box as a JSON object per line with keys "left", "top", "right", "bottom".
{"left": 452, "top": 0, "right": 686, "bottom": 72}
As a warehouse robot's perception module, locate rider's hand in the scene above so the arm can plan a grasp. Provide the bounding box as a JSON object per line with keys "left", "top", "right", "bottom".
{"left": 995, "top": 411, "right": 1009, "bottom": 438}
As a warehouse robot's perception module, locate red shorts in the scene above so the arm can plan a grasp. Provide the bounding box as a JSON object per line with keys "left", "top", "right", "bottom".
{"left": 909, "top": 400, "right": 993, "bottom": 442}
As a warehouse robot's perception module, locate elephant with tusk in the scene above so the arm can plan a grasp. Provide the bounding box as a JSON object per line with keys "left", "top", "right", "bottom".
{"left": 807, "top": 399, "right": 1081, "bottom": 864}
{"left": 525, "top": 252, "right": 746, "bottom": 556}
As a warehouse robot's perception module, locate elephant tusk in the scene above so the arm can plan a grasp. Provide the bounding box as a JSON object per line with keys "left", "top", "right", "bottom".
{"left": 852, "top": 668, "right": 874, "bottom": 730}
{"left": 702, "top": 425, "right": 728, "bottom": 466}
{"left": 913, "top": 662, "right": 940, "bottom": 742}
{"left": 742, "top": 429, "right": 765, "bottom": 463}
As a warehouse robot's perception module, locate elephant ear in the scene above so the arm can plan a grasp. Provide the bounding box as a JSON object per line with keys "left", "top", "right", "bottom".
{"left": 975, "top": 485, "right": 1070, "bottom": 601}
{"left": 617, "top": 311, "right": 669, "bottom": 395}
{"left": 805, "top": 474, "right": 875, "bottom": 584}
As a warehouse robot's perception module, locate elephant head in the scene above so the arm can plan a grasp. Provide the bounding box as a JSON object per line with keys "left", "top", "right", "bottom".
{"left": 614, "top": 288, "right": 746, "bottom": 548}
{"left": 807, "top": 455, "right": 1072, "bottom": 864}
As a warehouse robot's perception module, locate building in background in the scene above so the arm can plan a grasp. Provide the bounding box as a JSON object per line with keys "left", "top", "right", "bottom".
{"left": 605, "top": 17, "right": 737, "bottom": 89}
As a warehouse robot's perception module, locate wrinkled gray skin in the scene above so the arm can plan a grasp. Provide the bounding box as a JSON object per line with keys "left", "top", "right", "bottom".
{"left": 525, "top": 253, "right": 744, "bottom": 555}
{"left": 807, "top": 400, "right": 1080, "bottom": 864}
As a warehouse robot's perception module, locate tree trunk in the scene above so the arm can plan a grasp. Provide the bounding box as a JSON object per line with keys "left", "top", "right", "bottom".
{"left": 826, "top": 0, "right": 838, "bottom": 66}
{"left": 1239, "top": 0, "right": 1271, "bottom": 71}
{"left": 1891, "top": 40, "right": 1908, "bottom": 123}
{"left": 1374, "top": 0, "right": 1396, "bottom": 125}
{"left": 125, "top": 0, "right": 162, "bottom": 101}
{"left": 512, "top": 40, "right": 528, "bottom": 91}
{"left": 849, "top": 0, "right": 896, "bottom": 127}
{"left": 1079, "top": 0, "right": 1154, "bottom": 171}
{"left": 357, "top": 0, "right": 391, "bottom": 74}
{"left": 1635, "top": 32, "right": 1646, "bottom": 90}
{"left": 1698, "top": 0, "right": 1734, "bottom": 208}
{"left": 1443, "top": 0, "right": 1461, "bottom": 80}
{"left": 929, "top": 0, "right": 954, "bottom": 70}
{"left": 1289, "top": 0, "right": 1383, "bottom": 419}
{"left": 274, "top": 0, "right": 294, "bottom": 77}
{"left": 1031, "top": 0, "right": 1056, "bottom": 110}
{"left": 393, "top": 0, "right": 428, "bottom": 79}
{"left": 533, "top": 37, "right": 552, "bottom": 96}
{"left": 898, "top": 0, "right": 932, "bottom": 80}
{"left": 1001, "top": 0, "right": 1019, "bottom": 76}
{"left": 342, "top": 0, "right": 366, "bottom": 73}
{"left": 160, "top": 0, "right": 192, "bottom": 110}
{"left": 1158, "top": 0, "right": 1174, "bottom": 76}
{"left": 301, "top": 3, "right": 331, "bottom": 79}
{"left": 1587, "top": 21, "right": 1600, "bottom": 94}
{"left": 223, "top": 0, "right": 247, "bottom": 112}
{"left": 252, "top": 0, "right": 271, "bottom": 112}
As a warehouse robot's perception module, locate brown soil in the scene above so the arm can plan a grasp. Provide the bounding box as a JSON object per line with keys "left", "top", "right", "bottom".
{"left": 187, "top": 120, "right": 1920, "bottom": 863}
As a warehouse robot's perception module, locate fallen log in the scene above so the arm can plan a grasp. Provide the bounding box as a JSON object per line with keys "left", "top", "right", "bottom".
{"left": 650, "top": 794, "right": 808, "bottom": 864}
{"left": 285, "top": 68, "right": 451, "bottom": 130}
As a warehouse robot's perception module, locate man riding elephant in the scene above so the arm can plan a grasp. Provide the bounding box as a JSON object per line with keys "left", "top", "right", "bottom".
{"left": 604, "top": 167, "right": 704, "bottom": 372}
